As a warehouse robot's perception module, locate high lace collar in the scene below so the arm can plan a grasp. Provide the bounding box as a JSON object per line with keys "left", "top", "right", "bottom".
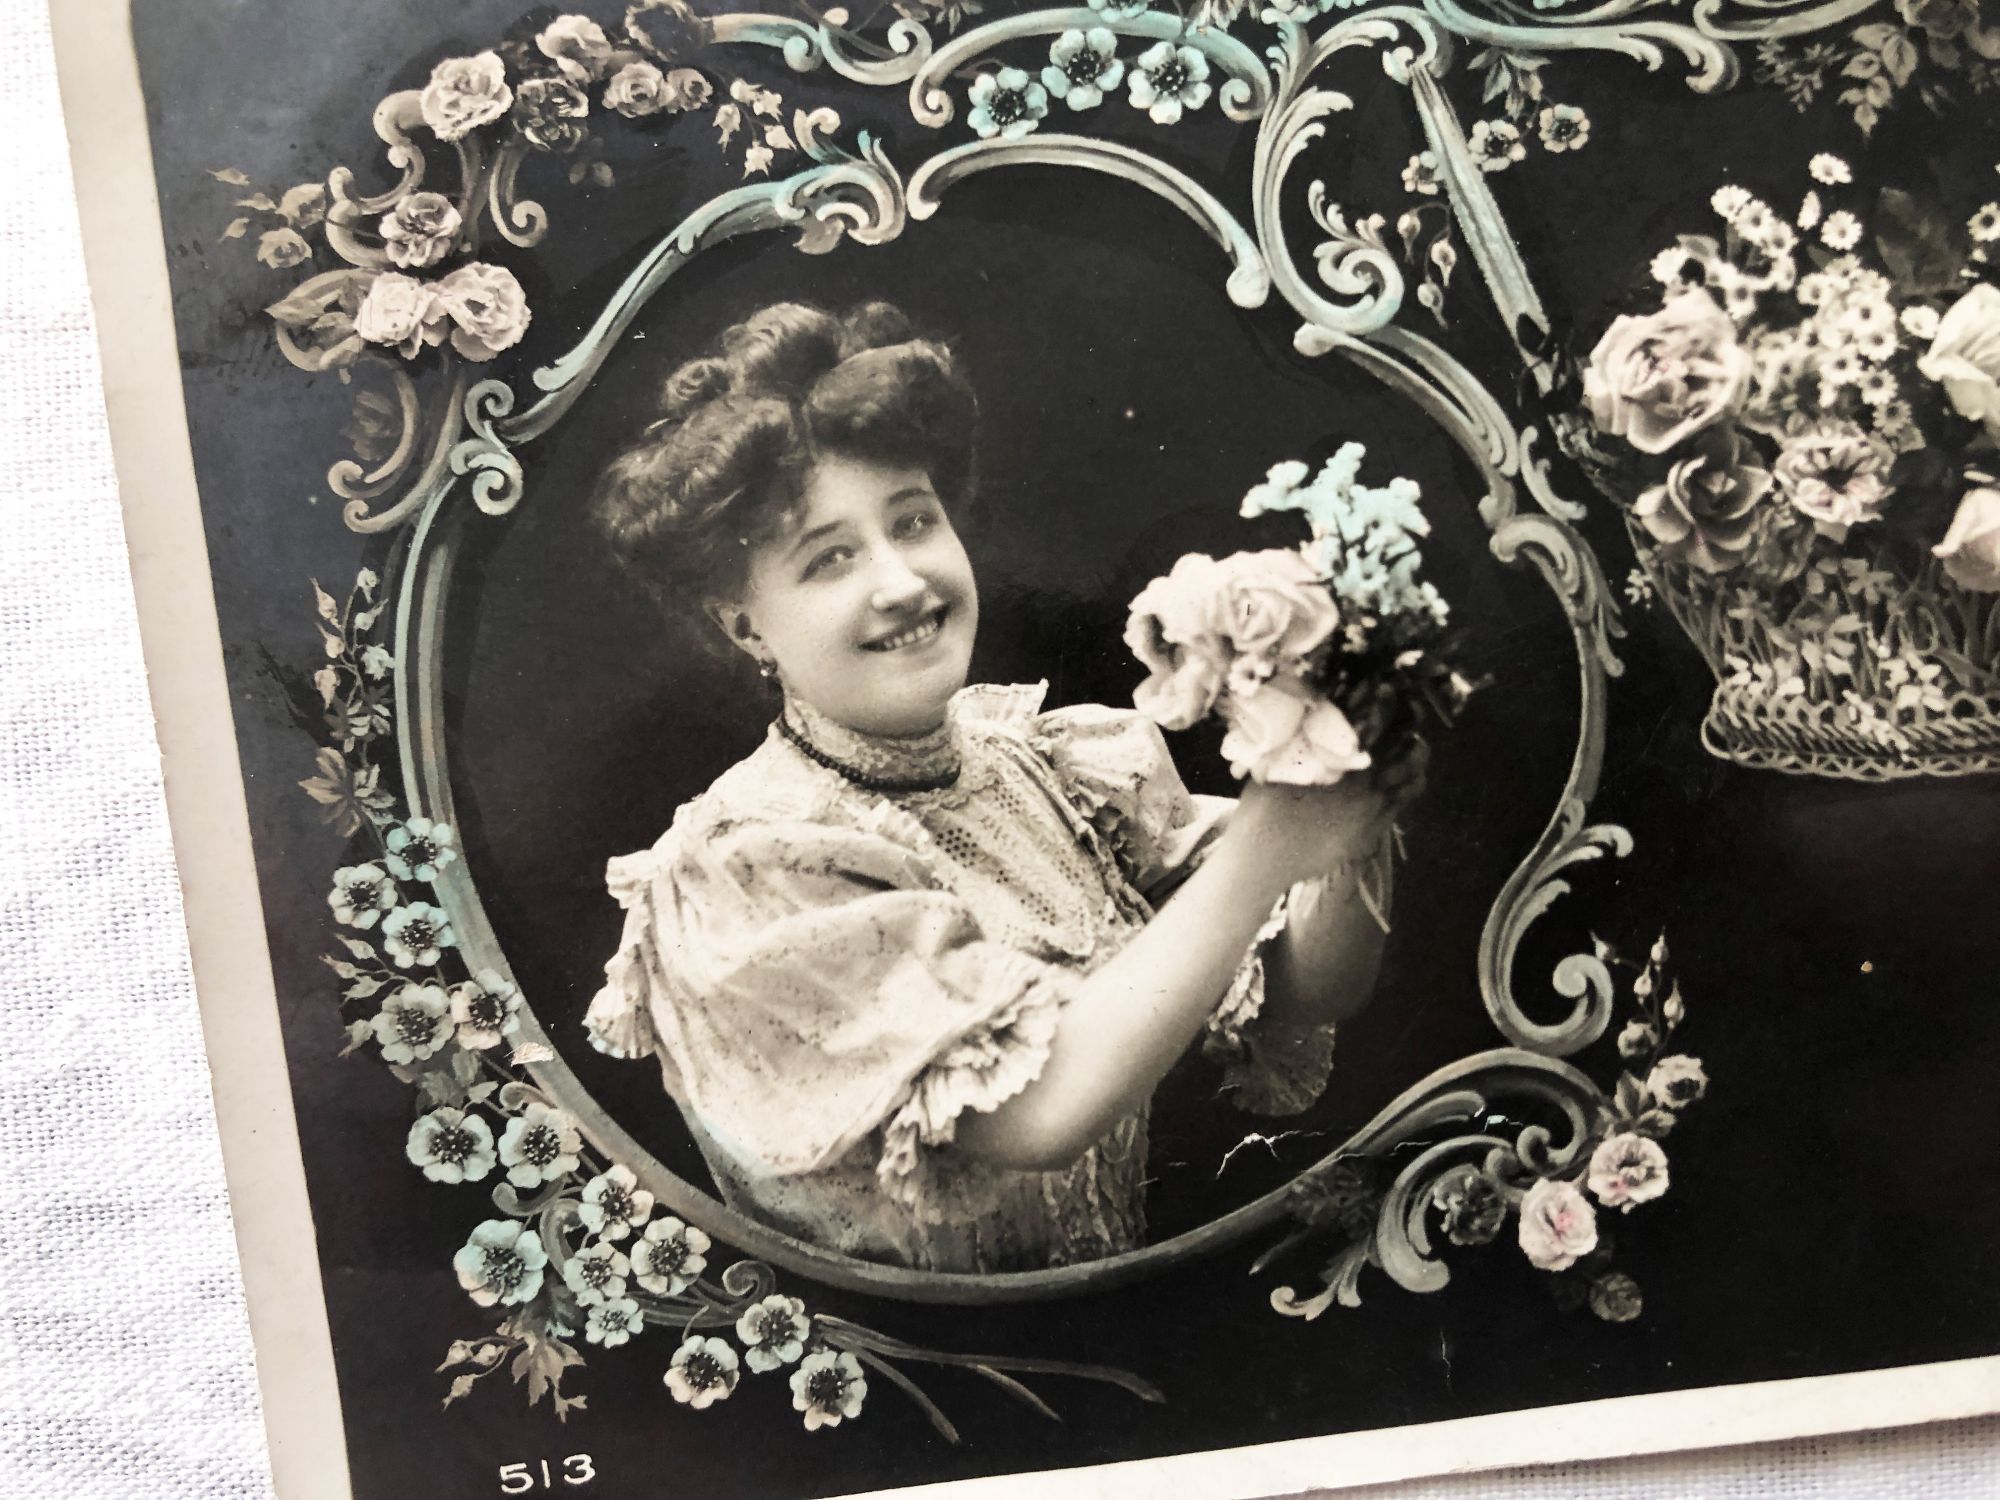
{"left": 779, "top": 693, "right": 965, "bottom": 791}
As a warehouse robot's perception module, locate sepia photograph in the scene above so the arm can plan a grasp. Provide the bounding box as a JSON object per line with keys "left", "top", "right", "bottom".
{"left": 46, "top": 0, "right": 2000, "bottom": 1493}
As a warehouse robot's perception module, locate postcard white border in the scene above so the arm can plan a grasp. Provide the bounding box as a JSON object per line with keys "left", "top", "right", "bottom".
{"left": 47, "top": 1, "right": 2000, "bottom": 1496}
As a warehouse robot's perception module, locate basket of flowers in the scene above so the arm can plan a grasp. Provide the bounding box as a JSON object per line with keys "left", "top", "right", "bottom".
{"left": 1564, "top": 154, "right": 2000, "bottom": 779}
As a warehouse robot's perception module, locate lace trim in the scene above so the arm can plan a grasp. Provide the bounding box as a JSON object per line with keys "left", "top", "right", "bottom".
{"left": 875, "top": 950, "right": 1066, "bottom": 1214}
{"left": 781, "top": 693, "right": 962, "bottom": 785}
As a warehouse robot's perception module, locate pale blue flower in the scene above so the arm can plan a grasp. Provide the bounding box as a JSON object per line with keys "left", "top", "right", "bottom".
{"left": 790, "top": 1350, "right": 867, "bottom": 1430}
{"left": 1043, "top": 29, "right": 1123, "bottom": 111}
{"left": 371, "top": 983, "right": 452, "bottom": 1064}
{"left": 449, "top": 968, "right": 521, "bottom": 1050}
{"left": 381, "top": 901, "right": 455, "bottom": 967}
{"left": 328, "top": 862, "right": 398, "bottom": 929}
{"left": 1087, "top": 0, "right": 1150, "bottom": 17}
{"left": 578, "top": 1163, "right": 654, "bottom": 1241}
{"left": 631, "top": 1215, "right": 711, "bottom": 1295}
{"left": 383, "top": 816, "right": 458, "bottom": 882}
{"left": 406, "top": 1105, "right": 497, "bottom": 1183}
{"left": 583, "top": 1296, "right": 643, "bottom": 1347}
{"left": 736, "top": 1293, "right": 809, "bottom": 1372}
{"left": 666, "top": 1336, "right": 739, "bottom": 1407}
{"left": 562, "top": 1241, "right": 631, "bottom": 1306}
{"left": 967, "top": 67, "right": 1049, "bottom": 140}
{"left": 498, "top": 1101, "right": 581, "bottom": 1189}
{"left": 453, "top": 1218, "right": 546, "bottom": 1307}
{"left": 1129, "top": 42, "right": 1210, "bottom": 125}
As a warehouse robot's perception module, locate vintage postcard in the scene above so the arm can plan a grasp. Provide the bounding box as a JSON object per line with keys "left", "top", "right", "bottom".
{"left": 52, "top": 0, "right": 2000, "bottom": 1495}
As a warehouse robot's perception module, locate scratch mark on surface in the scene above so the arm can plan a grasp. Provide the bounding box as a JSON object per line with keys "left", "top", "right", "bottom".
{"left": 1215, "top": 1129, "right": 1326, "bottom": 1178}
{"left": 1439, "top": 1329, "right": 1454, "bottom": 1392}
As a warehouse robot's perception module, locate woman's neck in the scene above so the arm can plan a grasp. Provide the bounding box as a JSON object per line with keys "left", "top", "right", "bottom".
{"left": 779, "top": 693, "right": 962, "bottom": 791}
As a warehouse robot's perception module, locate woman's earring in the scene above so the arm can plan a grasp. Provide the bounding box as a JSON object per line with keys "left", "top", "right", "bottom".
{"left": 757, "top": 659, "right": 777, "bottom": 681}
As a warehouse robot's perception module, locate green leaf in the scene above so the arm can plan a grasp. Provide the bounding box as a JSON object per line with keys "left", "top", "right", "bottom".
{"left": 265, "top": 284, "right": 332, "bottom": 329}
{"left": 236, "top": 191, "right": 279, "bottom": 213}
{"left": 343, "top": 975, "right": 385, "bottom": 1002}
{"left": 1874, "top": 187, "right": 1967, "bottom": 296}
{"left": 219, "top": 217, "right": 250, "bottom": 242}
{"left": 322, "top": 956, "right": 362, "bottom": 981}
{"left": 339, "top": 935, "right": 377, "bottom": 962}
{"left": 209, "top": 167, "right": 252, "bottom": 186}
{"left": 442, "top": 1372, "right": 480, "bottom": 1408}
{"left": 337, "top": 1019, "right": 374, "bottom": 1057}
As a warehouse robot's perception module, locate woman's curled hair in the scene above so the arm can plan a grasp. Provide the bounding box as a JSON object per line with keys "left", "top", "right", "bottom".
{"left": 593, "top": 301, "right": 978, "bottom": 630}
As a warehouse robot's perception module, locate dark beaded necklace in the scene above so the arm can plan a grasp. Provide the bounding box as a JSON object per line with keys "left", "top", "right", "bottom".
{"left": 776, "top": 714, "right": 962, "bottom": 795}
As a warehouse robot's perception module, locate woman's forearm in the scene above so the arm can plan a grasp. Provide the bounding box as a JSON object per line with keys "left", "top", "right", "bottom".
{"left": 1260, "top": 833, "right": 1393, "bottom": 1034}
{"left": 950, "top": 829, "right": 1294, "bottom": 1171}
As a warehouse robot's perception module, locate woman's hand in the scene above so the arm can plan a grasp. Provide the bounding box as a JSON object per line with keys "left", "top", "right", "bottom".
{"left": 1231, "top": 775, "right": 1393, "bottom": 892}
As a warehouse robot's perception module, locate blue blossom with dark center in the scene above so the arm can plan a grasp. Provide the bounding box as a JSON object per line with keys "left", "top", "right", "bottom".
{"left": 453, "top": 1218, "right": 546, "bottom": 1307}
{"left": 562, "top": 1241, "right": 631, "bottom": 1307}
{"left": 967, "top": 68, "right": 1049, "bottom": 140}
{"left": 383, "top": 816, "right": 458, "bottom": 883}
{"left": 1043, "top": 30, "right": 1123, "bottom": 111}
{"left": 328, "top": 862, "right": 398, "bottom": 929}
{"left": 381, "top": 901, "right": 456, "bottom": 968}
{"left": 735, "top": 1293, "right": 809, "bottom": 1372}
{"left": 1128, "top": 42, "right": 1211, "bottom": 125}
{"left": 790, "top": 1350, "right": 867, "bottom": 1430}
{"left": 371, "top": 984, "right": 452, "bottom": 1064}
{"left": 406, "top": 1105, "right": 497, "bottom": 1184}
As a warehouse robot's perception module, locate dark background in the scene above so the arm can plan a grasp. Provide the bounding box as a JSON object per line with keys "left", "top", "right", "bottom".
{"left": 134, "top": 2, "right": 2000, "bottom": 1497}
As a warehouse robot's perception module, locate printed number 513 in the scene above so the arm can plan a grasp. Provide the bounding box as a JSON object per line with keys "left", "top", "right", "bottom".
{"left": 498, "top": 1456, "right": 596, "bottom": 1492}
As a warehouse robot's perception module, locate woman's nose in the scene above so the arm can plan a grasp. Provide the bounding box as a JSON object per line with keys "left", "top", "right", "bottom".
{"left": 868, "top": 551, "right": 927, "bottom": 612}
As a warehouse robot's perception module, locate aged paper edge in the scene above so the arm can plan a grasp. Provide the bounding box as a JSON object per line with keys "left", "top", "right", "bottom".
{"left": 47, "top": 3, "right": 352, "bottom": 1499}
{"left": 46, "top": 1, "right": 2000, "bottom": 1497}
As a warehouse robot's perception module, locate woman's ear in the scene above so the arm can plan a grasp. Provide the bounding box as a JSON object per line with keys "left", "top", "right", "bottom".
{"left": 703, "top": 600, "right": 767, "bottom": 665}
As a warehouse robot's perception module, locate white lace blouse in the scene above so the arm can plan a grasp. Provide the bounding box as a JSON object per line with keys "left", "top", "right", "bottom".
{"left": 584, "top": 682, "right": 1336, "bottom": 1273}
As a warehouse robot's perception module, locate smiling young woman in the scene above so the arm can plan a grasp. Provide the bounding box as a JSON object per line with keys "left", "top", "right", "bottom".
{"left": 584, "top": 301, "right": 1406, "bottom": 1274}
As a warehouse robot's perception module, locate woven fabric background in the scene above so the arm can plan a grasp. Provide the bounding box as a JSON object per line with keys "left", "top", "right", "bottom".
{"left": 0, "top": 0, "right": 1995, "bottom": 1494}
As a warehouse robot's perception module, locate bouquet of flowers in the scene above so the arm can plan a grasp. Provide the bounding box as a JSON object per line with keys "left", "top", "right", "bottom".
{"left": 1570, "top": 152, "right": 2000, "bottom": 776}
{"left": 1123, "top": 443, "right": 1470, "bottom": 786}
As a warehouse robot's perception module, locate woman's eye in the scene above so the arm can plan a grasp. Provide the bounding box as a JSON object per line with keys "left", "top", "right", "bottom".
{"left": 894, "top": 509, "right": 939, "bottom": 540}
{"left": 802, "top": 546, "right": 853, "bottom": 580}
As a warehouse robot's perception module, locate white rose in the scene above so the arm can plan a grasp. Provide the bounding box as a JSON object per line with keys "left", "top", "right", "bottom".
{"left": 354, "top": 272, "right": 444, "bottom": 359}
{"left": 1935, "top": 486, "right": 2000, "bottom": 593}
{"left": 1917, "top": 284, "right": 2000, "bottom": 442}
{"left": 419, "top": 52, "right": 513, "bottom": 142}
{"left": 434, "top": 262, "right": 532, "bottom": 362}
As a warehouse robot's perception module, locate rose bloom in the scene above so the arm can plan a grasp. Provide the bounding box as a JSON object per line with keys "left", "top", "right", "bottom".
{"left": 1647, "top": 1054, "right": 1709, "bottom": 1108}
{"left": 1584, "top": 290, "right": 1754, "bottom": 455}
{"left": 537, "top": 14, "right": 614, "bottom": 83}
{"left": 513, "top": 77, "right": 591, "bottom": 154}
{"left": 1219, "top": 674, "right": 1372, "bottom": 786}
{"left": 1125, "top": 554, "right": 1229, "bottom": 729}
{"left": 1935, "top": 486, "right": 2000, "bottom": 592}
{"left": 1210, "top": 549, "right": 1340, "bottom": 693}
{"left": 381, "top": 191, "right": 462, "bottom": 270}
{"left": 420, "top": 52, "right": 513, "bottom": 142}
{"left": 604, "top": 60, "right": 672, "bottom": 118}
{"left": 1772, "top": 420, "right": 1896, "bottom": 532}
{"left": 434, "top": 263, "right": 532, "bottom": 362}
{"left": 1632, "top": 434, "right": 1774, "bottom": 574}
{"left": 1587, "top": 1132, "right": 1670, "bottom": 1212}
{"left": 1918, "top": 285, "right": 2000, "bottom": 444}
{"left": 1517, "top": 1177, "right": 1599, "bottom": 1271}
{"left": 1896, "top": 0, "right": 1978, "bottom": 38}
{"left": 354, "top": 272, "right": 444, "bottom": 359}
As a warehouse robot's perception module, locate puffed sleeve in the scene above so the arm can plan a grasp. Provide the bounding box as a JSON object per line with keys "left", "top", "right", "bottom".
{"left": 1030, "top": 703, "right": 1233, "bottom": 900}
{"left": 585, "top": 806, "right": 1072, "bottom": 1203}
{"left": 1034, "top": 702, "right": 1337, "bottom": 1116}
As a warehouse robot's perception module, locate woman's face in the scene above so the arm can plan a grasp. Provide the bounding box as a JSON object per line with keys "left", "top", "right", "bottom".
{"left": 725, "top": 454, "right": 978, "bottom": 737}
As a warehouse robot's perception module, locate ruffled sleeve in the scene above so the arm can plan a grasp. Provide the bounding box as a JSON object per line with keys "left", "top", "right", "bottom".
{"left": 585, "top": 802, "right": 1074, "bottom": 1203}
{"left": 1033, "top": 700, "right": 1339, "bottom": 1116}
{"left": 1031, "top": 703, "right": 1233, "bottom": 900}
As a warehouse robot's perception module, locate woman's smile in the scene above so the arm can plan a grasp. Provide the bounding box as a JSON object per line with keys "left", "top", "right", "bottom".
{"left": 863, "top": 605, "right": 950, "bottom": 653}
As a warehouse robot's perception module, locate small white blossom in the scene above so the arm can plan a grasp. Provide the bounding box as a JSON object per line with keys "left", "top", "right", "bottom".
{"left": 1809, "top": 153, "right": 1852, "bottom": 186}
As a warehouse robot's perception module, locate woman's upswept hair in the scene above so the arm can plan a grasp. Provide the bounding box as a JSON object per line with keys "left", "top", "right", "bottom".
{"left": 593, "top": 301, "right": 978, "bottom": 631}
